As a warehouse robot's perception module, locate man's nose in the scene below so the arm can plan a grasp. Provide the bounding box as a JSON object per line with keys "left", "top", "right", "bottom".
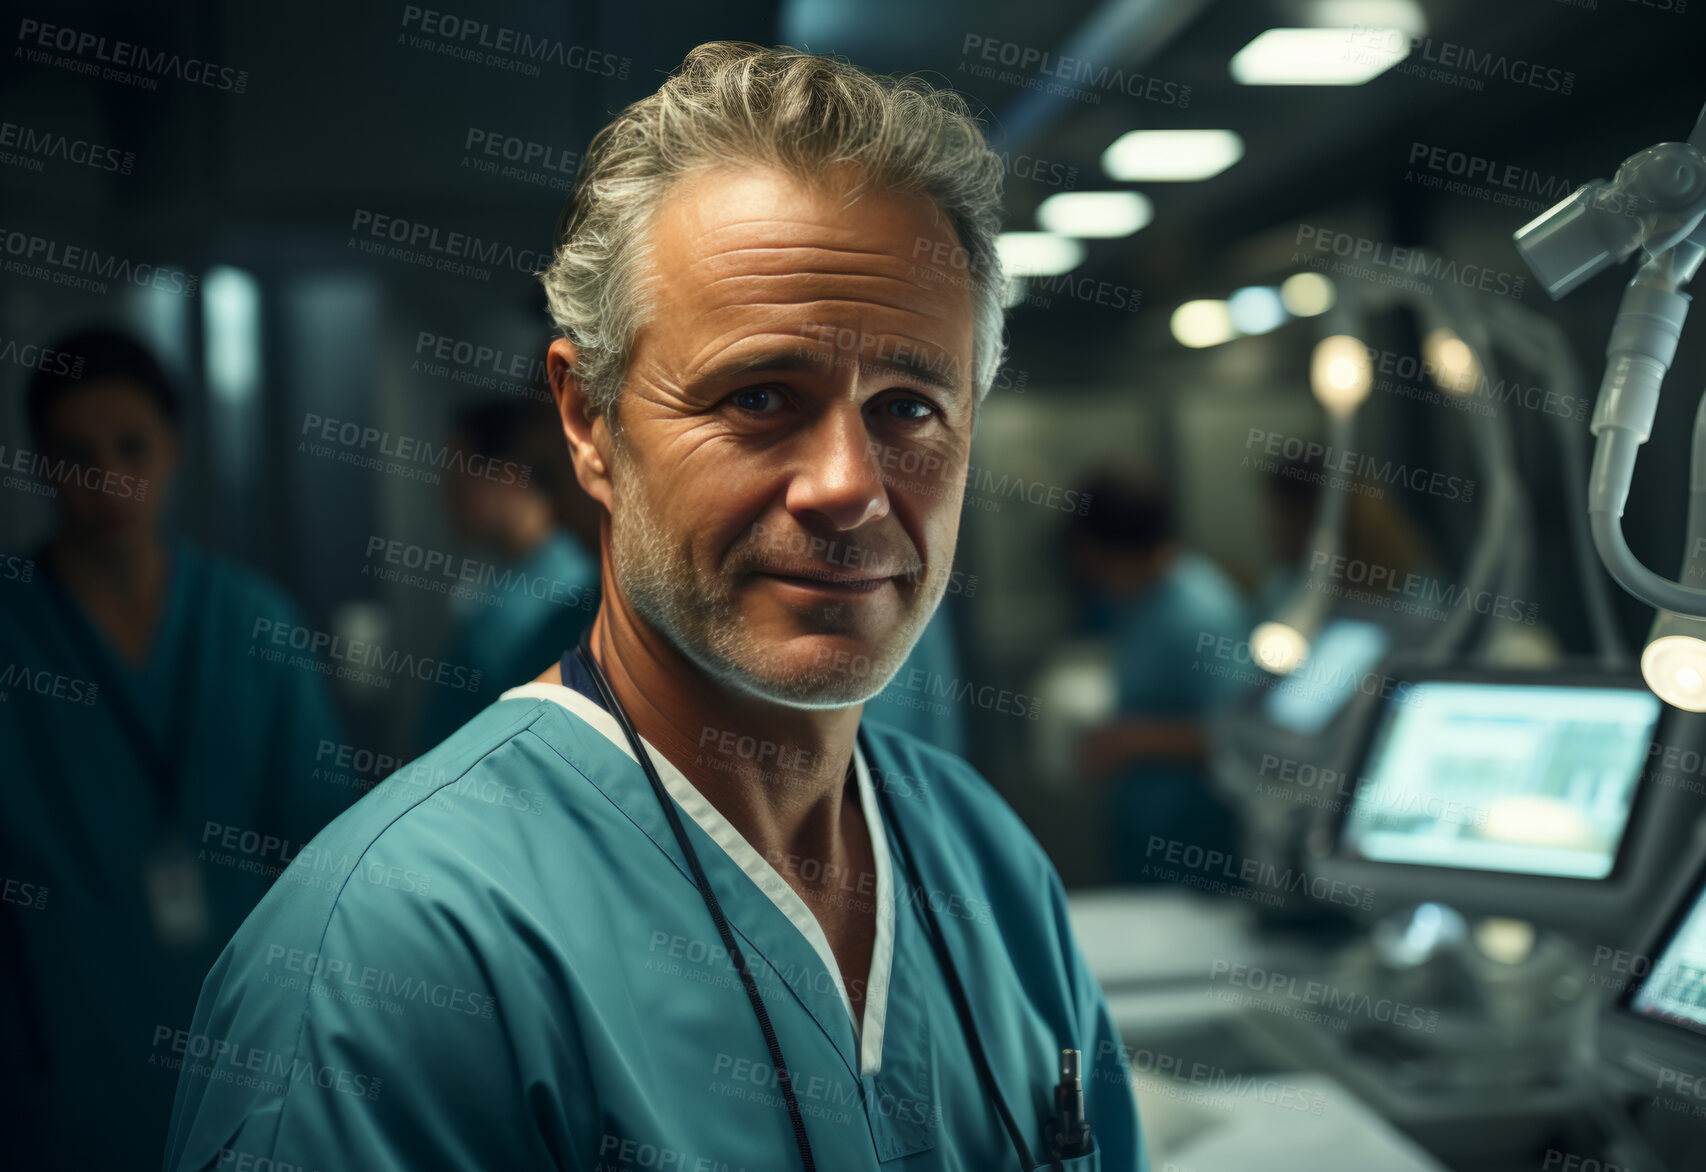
{"left": 785, "top": 406, "right": 889, "bottom": 531}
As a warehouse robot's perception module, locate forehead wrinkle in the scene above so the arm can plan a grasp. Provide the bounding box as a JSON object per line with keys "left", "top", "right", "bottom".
{"left": 700, "top": 268, "right": 925, "bottom": 288}
{"left": 695, "top": 294, "right": 953, "bottom": 323}
{"left": 669, "top": 337, "right": 832, "bottom": 389}
{"left": 684, "top": 222, "right": 949, "bottom": 262}
{"left": 657, "top": 251, "right": 960, "bottom": 321}
{"left": 681, "top": 201, "right": 922, "bottom": 239}
{"left": 646, "top": 196, "right": 974, "bottom": 389}
{"left": 685, "top": 298, "right": 969, "bottom": 344}
{"left": 678, "top": 330, "right": 818, "bottom": 380}
{"left": 687, "top": 268, "right": 969, "bottom": 318}
{"left": 671, "top": 291, "right": 969, "bottom": 369}
{"left": 684, "top": 333, "right": 967, "bottom": 397}
{"left": 653, "top": 169, "right": 965, "bottom": 279}
{"left": 690, "top": 238, "right": 912, "bottom": 264}
{"left": 687, "top": 248, "right": 936, "bottom": 293}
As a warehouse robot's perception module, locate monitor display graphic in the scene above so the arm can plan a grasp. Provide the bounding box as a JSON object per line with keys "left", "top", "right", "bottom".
{"left": 1630, "top": 878, "right": 1706, "bottom": 1036}
{"left": 1339, "top": 682, "right": 1661, "bottom": 879}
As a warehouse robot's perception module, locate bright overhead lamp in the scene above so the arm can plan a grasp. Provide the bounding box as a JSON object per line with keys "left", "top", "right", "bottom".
{"left": 1171, "top": 300, "right": 1238, "bottom": 348}
{"left": 1311, "top": 333, "right": 1373, "bottom": 415}
{"left": 996, "top": 231, "right": 1085, "bottom": 277}
{"left": 1036, "top": 191, "right": 1154, "bottom": 238}
{"left": 1227, "top": 286, "right": 1288, "bottom": 335}
{"left": 1102, "top": 130, "right": 1244, "bottom": 182}
{"left": 1422, "top": 327, "right": 1480, "bottom": 395}
{"left": 1230, "top": 28, "right": 1409, "bottom": 86}
{"left": 1280, "top": 272, "right": 1335, "bottom": 316}
{"left": 1303, "top": 0, "right": 1427, "bottom": 37}
{"left": 1252, "top": 620, "right": 1310, "bottom": 674}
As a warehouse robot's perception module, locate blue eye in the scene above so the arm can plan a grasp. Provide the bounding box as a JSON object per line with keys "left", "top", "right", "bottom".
{"left": 731, "top": 387, "right": 781, "bottom": 413}
{"left": 884, "top": 396, "right": 936, "bottom": 422}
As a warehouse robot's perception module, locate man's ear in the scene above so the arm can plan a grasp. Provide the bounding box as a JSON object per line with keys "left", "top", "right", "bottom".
{"left": 547, "top": 336, "right": 615, "bottom": 513}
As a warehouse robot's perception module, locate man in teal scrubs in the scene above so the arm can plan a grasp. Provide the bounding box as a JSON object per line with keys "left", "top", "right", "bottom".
{"left": 164, "top": 41, "right": 1146, "bottom": 1171}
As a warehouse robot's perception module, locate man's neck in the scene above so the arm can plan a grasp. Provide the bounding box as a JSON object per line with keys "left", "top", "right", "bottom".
{"left": 576, "top": 600, "right": 864, "bottom": 875}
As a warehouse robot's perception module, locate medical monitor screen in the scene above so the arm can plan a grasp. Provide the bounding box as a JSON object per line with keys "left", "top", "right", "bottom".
{"left": 1338, "top": 681, "right": 1661, "bottom": 879}
{"left": 1629, "top": 875, "right": 1706, "bottom": 1037}
{"left": 1263, "top": 619, "right": 1391, "bottom": 735}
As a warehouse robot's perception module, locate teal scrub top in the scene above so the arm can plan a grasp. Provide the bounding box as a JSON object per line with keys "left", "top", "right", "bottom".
{"left": 415, "top": 529, "right": 599, "bottom": 754}
{"left": 0, "top": 540, "right": 349, "bottom": 1170}
{"left": 162, "top": 673, "right": 1147, "bottom": 1170}
{"left": 1111, "top": 551, "right": 1250, "bottom": 721}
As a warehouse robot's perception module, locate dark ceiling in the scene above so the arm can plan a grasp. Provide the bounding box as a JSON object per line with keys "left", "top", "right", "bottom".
{"left": 3, "top": 0, "right": 1697, "bottom": 372}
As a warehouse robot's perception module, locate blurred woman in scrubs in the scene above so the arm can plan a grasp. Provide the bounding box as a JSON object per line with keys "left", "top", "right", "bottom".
{"left": 0, "top": 329, "right": 349, "bottom": 1170}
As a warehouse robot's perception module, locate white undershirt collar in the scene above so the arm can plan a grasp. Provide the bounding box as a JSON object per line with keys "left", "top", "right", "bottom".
{"left": 500, "top": 681, "right": 895, "bottom": 1077}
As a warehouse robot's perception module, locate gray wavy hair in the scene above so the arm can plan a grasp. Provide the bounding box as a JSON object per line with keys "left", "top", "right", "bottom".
{"left": 538, "top": 40, "right": 1007, "bottom": 424}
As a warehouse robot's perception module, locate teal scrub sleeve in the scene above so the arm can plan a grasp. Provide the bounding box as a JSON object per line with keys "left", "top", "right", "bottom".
{"left": 1048, "top": 866, "right": 1148, "bottom": 1172}
{"left": 163, "top": 822, "right": 593, "bottom": 1171}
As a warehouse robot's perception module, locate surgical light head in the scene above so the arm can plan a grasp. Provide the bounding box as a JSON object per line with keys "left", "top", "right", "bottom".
{"left": 1510, "top": 99, "right": 1706, "bottom": 691}
{"left": 1514, "top": 102, "right": 1706, "bottom": 300}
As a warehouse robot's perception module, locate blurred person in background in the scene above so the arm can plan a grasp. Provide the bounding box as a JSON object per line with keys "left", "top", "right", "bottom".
{"left": 867, "top": 603, "right": 968, "bottom": 758}
{"left": 1254, "top": 453, "right": 1441, "bottom": 621}
{"left": 414, "top": 399, "right": 600, "bottom": 753}
{"left": 0, "top": 329, "right": 349, "bottom": 1168}
{"left": 1069, "top": 469, "right": 1251, "bottom": 884}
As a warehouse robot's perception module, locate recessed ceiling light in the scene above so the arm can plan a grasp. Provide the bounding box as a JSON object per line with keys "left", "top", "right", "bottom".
{"left": 1036, "top": 191, "right": 1154, "bottom": 238}
{"left": 1171, "top": 300, "right": 1238, "bottom": 348}
{"left": 1280, "top": 272, "right": 1336, "bottom": 316}
{"left": 1228, "top": 286, "right": 1288, "bottom": 335}
{"left": 1102, "top": 130, "right": 1244, "bottom": 182}
{"left": 996, "top": 232, "right": 1086, "bottom": 277}
{"left": 1302, "top": 0, "right": 1426, "bottom": 38}
{"left": 1230, "top": 27, "right": 1409, "bottom": 85}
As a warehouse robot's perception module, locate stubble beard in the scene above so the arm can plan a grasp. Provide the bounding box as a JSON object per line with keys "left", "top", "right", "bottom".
{"left": 606, "top": 452, "right": 943, "bottom": 710}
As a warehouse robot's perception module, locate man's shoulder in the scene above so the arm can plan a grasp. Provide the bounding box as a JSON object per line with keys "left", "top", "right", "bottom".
{"left": 256, "top": 697, "right": 583, "bottom": 920}
{"left": 168, "top": 706, "right": 566, "bottom": 1169}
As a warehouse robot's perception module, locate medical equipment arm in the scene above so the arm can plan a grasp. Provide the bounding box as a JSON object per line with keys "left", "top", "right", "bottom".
{"left": 1481, "top": 296, "right": 1629, "bottom": 666}
{"left": 1514, "top": 102, "right": 1706, "bottom": 618}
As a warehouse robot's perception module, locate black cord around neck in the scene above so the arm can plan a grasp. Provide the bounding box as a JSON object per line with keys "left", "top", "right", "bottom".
{"left": 575, "top": 627, "right": 1064, "bottom": 1170}
{"left": 865, "top": 728, "right": 1046, "bottom": 1171}
{"left": 575, "top": 630, "right": 816, "bottom": 1171}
